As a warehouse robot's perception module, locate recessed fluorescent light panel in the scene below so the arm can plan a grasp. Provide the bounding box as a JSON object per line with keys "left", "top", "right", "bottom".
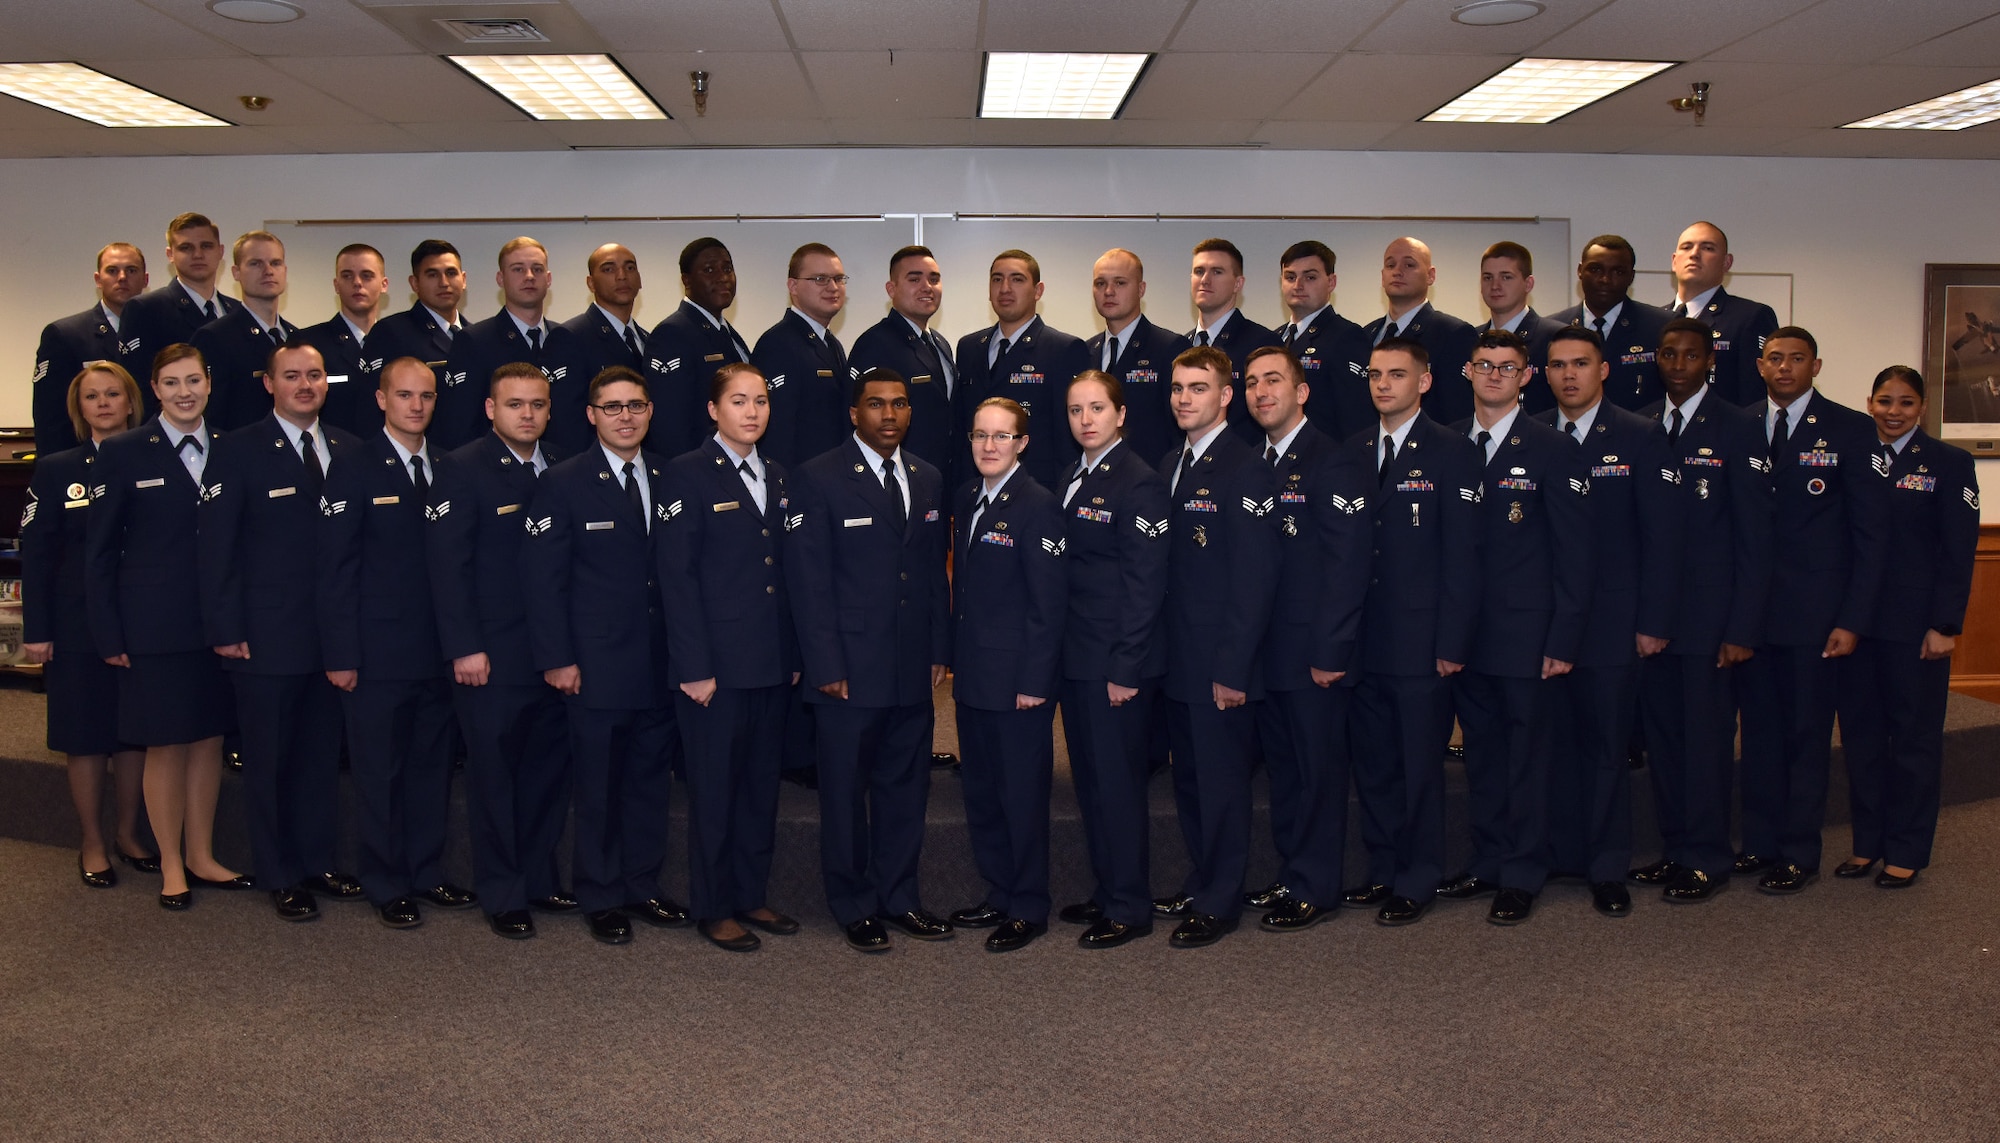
{"left": 0, "top": 62, "right": 228, "bottom": 127}
{"left": 1425, "top": 58, "right": 1675, "bottom": 124}
{"left": 448, "top": 54, "right": 667, "bottom": 121}
{"left": 1843, "top": 78, "right": 2000, "bottom": 130}
{"left": 980, "top": 52, "right": 1151, "bottom": 119}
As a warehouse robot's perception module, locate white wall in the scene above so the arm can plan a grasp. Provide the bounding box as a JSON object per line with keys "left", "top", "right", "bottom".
{"left": 9, "top": 147, "right": 2000, "bottom": 506}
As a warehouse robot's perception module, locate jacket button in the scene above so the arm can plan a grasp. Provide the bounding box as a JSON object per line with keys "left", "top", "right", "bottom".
{"left": 900, "top": 572, "right": 908, "bottom": 580}
{"left": 761, "top": 528, "right": 769, "bottom": 537}
{"left": 766, "top": 585, "right": 776, "bottom": 594}
{"left": 764, "top": 556, "right": 773, "bottom": 566}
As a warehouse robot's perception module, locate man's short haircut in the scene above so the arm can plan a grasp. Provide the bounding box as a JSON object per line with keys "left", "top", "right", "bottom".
{"left": 1872, "top": 365, "right": 1925, "bottom": 399}
{"left": 1481, "top": 241, "right": 1533, "bottom": 276}
{"left": 1474, "top": 329, "right": 1530, "bottom": 357}
{"left": 96, "top": 242, "right": 144, "bottom": 272}
{"left": 679, "top": 237, "right": 728, "bottom": 275}
{"left": 974, "top": 396, "right": 1029, "bottom": 436}
{"left": 1581, "top": 234, "right": 1636, "bottom": 264}
{"left": 788, "top": 242, "right": 839, "bottom": 279}
{"left": 1173, "top": 344, "right": 1234, "bottom": 381}
{"left": 335, "top": 242, "right": 385, "bottom": 268}
{"left": 151, "top": 342, "right": 205, "bottom": 381}
{"left": 1660, "top": 316, "right": 1715, "bottom": 345}
{"left": 498, "top": 236, "right": 547, "bottom": 268}
{"left": 165, "top": 212, "right": 217, "bottom": 243}
{"left": 1766, "top": 325, "right": 1818, "bottom": 358}
{"left": 1546, "top": 325, "right": 1605, "bottom": 358}
{"left": 1280, "top": 240, "right": 1336, "bottom": 275}
{"left": 1192, "top": 237, "right": 1245, "bottom": 276}
{"left": 710, "top": 361, "right": 767, "bottom": 405}
{"left": 851, "top": 366, "right": 908, "bottom": 406}
{"left": 589, "top": 364, "right": 649, "bottom": 403}
{"left": 889, "top": 245, "right": 935, "bottom": 277}
{"left": 1244, "top": 344, "right": 1304, "bottom": 384}
{"left": 1689, "top": 219, "right": 1731, "bottom": 252}
{"left": 992, "top": 248, "right": 1041, "bottom": 284}
{"left": 489, "top": 361, "right": 549, "bottom": 395}
{"left": 231, "top": 230, "right": 282, "bottom": 264}
{"left": 410, "top": 238, "right": 460, "bottom": 273}
{"left": 1068, "top": 368, "right": 1124, "bottom": 410}
{"left": 264, "top": 338, "right": 322, "bottom": 379}
{"left": 1372, "top": 335, "right": 1430, "bottom": 371}
{"left": 1098, "top": 248, "right": 1145, "bottom": 278}
{"left": 380, "top": 355, "right": 436, "bottom": 392}
{"left": 67, "top": 360, "right": 142, "bottom": 441}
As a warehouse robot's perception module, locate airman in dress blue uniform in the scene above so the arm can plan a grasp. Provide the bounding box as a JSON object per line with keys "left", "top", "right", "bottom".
{"left": 1549, "top": 235, "right": 1673, "bottom": 413}
{"left": 646, "top": 238, "right": 754, "bottom": 459}
{"left": 1084, "top": 249, "right": 1192, "bottom": 471}
{"left": 438, "top": 237, "right": 592, "bottom": 454}
{"left": 30, "top": 242, "right": 146, "bottom": 455}
{"left": 754, "top": 243, "right": 852, "bottom": 469}
{"left": 956, "top": 251, "right": 1090, "bottom": 490}
{"left": 1186, "top": 238, "right": 1281, "bottom": 443}
{"left": 297, "top": 244, "right": 391, "bottom": 439}
{"left": 1361, "top": 238, "right": 1480, "bottom": 428}
{"left": 847, "top": 246, "right": 963, "bottom": 486}
{"left": 1665, "top": 222, "right": 1781, "bottom": 408}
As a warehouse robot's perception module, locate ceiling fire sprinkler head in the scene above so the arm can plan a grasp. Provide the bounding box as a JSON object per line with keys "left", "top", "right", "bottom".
{"left": 691, "top": 70, "right": 709, "bottom": 118}
{"left": 239, "top": 94, "right": 271, "bottom": 112}
{"left": 1670, "top": 81, "right": 1709, "bottom": 126}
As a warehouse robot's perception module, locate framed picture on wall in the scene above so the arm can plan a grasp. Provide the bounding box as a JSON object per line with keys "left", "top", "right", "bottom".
{"left": 1927, "top": 263, "right": 2000, "bottom": 455}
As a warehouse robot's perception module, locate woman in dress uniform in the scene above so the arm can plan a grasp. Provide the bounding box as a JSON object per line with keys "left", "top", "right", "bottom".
{"left": 1837, "top": 366, "right": 1980, "bottom": 888}
{"left": 657, "top": 362, "right": 802, "bottom": 952}
{"left": 22, "top": 362, "right": 154, "bottom": 888}
{"left": 945, "top": 396, "right": 1068, "bottom": 953}
{"left": 85, "top": 344, "right": 247, "bottom": 909}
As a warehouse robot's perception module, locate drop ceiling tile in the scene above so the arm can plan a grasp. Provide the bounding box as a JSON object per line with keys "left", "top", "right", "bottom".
{"left": 1249, "top": 120, "right": 1403, "bottom": 149}
{"left": 1352, "top": 0, "right": 1608, "bottom": 56}
{"left": 619, "top": 52, "right": 819, "bottom": 119}
{"left": 141, "top": 0, "right": 418, "bottom": 57}
{"left": 517, "top": 118, "right": 696, "bottom": 148}
{"left": 969, "top": 118, "right": 1115, "bottom": 145}
{"left": 829, "top": 117, "right": 976, "bottom": 145}
{"left": 0, "top": 0, "right": 239, "bottom": 61}
{"left": 396, "top": 118, "right": 564, "bottom": 150}
{"left": 0, "top": 127, "right": 186, "bottom": 157}
{"left": 1536, "top": 0, "right": 1818, "bottom": 61}
{"left": 1117, "top": 52, "right": 1326, "bottom": 121}
{"left": 777, "top": 0, "right": 980, "bottom": 51}
{"left": 255, "top": 121, "right": 432, "bottom": 153}
{"left": 564, "top": 0, "right": 793, "bottom": 51}
{"left": 1558, "top": 61, "right": 1840, "bottom": 127}
{"left": 1708, "top": 0, "right": 2000, "bottom": 64}
{"left": 1278, "top": 52, "right": 1517, "bottom": 121}
{"left": 1630, "top": 124, "right": 1821, "bottom": 155}
{"left": 1168, "top": 0, "right": 1400, "bottom": 54}
{"left": 1775, "top": 124, "right": 2000, "bottom": 159}
{"left": 1742, "top": 65, "right": 1999, "bottom": 130}
{"left": 802, "top": 52, "right": 979, "bottom": 119}
{"left": 1886, "top": 13, "right": 2000, "bottom": 66}
{"left": 270, "top": 55, "right": 522, "bottom": 123}
{"left": 1109, "top": 118, "right": 1262, "bottom": 146}
{"left": 99, "top": 57, "right": 375, "bottom": 124}
{"left": 980, "top": 0, "right": 1185, "bottom": 52}
{"left": 676, "top": 117, "right": 836, "bottom": 146}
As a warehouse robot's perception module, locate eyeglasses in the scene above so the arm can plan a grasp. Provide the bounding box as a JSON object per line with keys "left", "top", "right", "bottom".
{"left": 593, "top": 400, "right": 651, "bottom": 415}
{"left": 793, "top": 274, "right": 849, "bottom": 286}
{"left": 1467, "top": 361, "right": 1526, "bottom": 377}
{"left": 966, "top": 431, "right": 1023, "bottom": 444}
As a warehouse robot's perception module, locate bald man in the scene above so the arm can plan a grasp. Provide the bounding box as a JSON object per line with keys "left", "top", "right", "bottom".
{"left": 562, "top": 242, "right": 650, "bottom": 386}
{"left": 1361, "top": 237, "right": 1478, "bottom": 426}
{"left": 1665, "top": 221, "right": 1779, "bottom": 409}
{"left": 1084, "top": 248, "right": 1191, "bottom": 469}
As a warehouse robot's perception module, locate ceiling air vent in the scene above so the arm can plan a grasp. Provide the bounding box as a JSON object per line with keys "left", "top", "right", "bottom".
{"left": 434, "top": 18, "right": 551, "bottom": 44}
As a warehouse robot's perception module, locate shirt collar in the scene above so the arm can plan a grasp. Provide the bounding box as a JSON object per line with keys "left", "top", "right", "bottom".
{"left": 1470, "top": 405, "right": 1521, "bottom": 445}
{"left": 979, "top": 462, "right": 1020, "bottom": 502}
{"left": 1387, "top": 300, "right": 1427, "bottom": 330}
{"left": 1888, "top": 426, "right": 1918, "bottom": 454}
{"left": 176, "top": 278, "right": 218, "bottom": 310}
{"left": 1081, "top": 437, "right": 1123, "bottom": 471}
{"left": 1678, "top": 284, "right": 1722, "bottom": 316}
{"left": 1195, "top": 307, "right": 1237, "bottom": 340}
{"left": 274, "top": 415, "right": 321, "bottom": 451}
{"left": 600, "top": 441, "right": 643, "bottom": 477}
{"left": 158, "top": 414, "right": 208, "bottom": 447}
{"left": 1769, "top": 388, "right": 1814, "bottom": 422}
{"left": 854, "top": 432, "right": 905, "bottom": 475}
{"left": 789, "top": 306, "right": 829, "bottom": 341}
{"left": 1582, "top": 299, "right": 1626, "bottom": 329}
{"left": 1563, "top": 399, "right": 1603, "bottom": 439}
{"left": 897, "top": 311, "right": 931, "bottom": 340}
{"left": 1183, "top": 419, "right": 1230, "bottom": 463}
{"left": 1490, "top": 308, "right": 1528, "bottom": 335}
{"left": 99, "top": 300, "right": 121, "bottom": 333}
{"left": 1267, "top": 418, "right": 1308, "bottom": 460}
{"left": 423, "top": 304, "right": 459, "bottom": 332}
{"left": 685, "top": 299, "right": 727, "bottom": 331}
{"left": 505, "top": 309, "right": 546, "bottom": 340}
{"left": 385, "top": 430, "right": 430, "bottom": 472}
{"left": 1378, "top": 412, "right": 1420, "bottom": 451}
{"left": 340, "top": 313, "right": 370, "bottom": 345}
{"left": 1290, "top": 304, "right": 1331, "bottom": 339}
{"left": 593, "top": 303, "right": 633, "bottom": 339}
{"left": 1667, "top": 383, "right": 1709, "bottom": 420}
{"left": 714, "top": 432, "right": 763, "bottom": 476}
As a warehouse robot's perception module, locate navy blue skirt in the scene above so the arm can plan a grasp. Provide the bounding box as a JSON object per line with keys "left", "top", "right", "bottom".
{"left": 44, "top": 646, "right": 136, "bottom": 756}
{"left": 116, "top": 650, "right": 232, "bottom": 747}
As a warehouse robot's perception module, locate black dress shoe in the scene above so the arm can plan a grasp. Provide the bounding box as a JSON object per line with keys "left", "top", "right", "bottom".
{"left": 949, "top": 902, "right": 1007, "bottom": 928}
{"left": 1590, "top": 881, "right": 1632, "bottom": 917}
{"left": 1078, "top": 918, "right": 1151, "bottom": 948}
{"left": 420, "top": 882, "right": 478, "bottom": 910}
{"left": 272, "top": 888, "right": 320, "bottom": 922}
{"left": 226, "top": 750, "right": 243, "bottom": 772}
{"left": 930, "top": 752, "right": 959, "bottom": 769}
{"left": 1436, "top": 873, "right": 1499, "bottom": 900}
{"left": 701, "top": 921, "right": 761, "bottom": 952}
{"left": 1342, "top": 882, "right": 1392, "bottom": 908}
{"left": 78, "top": 856, "right": 117, "bottom": 889}
{"left": 1376, "top": 896, "right": 1429, "bottom": 926}
{"left": 116, "top": 849, "right": 161, "bottom": 874}
{"left": 1168, "top": 912, "right": 1234, "bottom": 948}
{"left": 1732, "top": 851, "right": 1774, "bottom": 876}
{"left": 1151, "top": 894, "right": 1194, "bottom": 917}
{"left": 1758, "top": 863, "right": 1817, "bottom": 895}
{"left": 844, "top": 917, "right": 891, "bottom": 951}
{"left": 878, "top": 909, "right": 955, "bottom": 940}
{"left": 1260, "top": 899, "right": 1333, "bottom": 932}
{"left": 736, "top": 910, "right": 800, "bottom": 935}
{"left": 378, "top": 898, "right": 423, "bottom": 928}
{"left": 1243, "top": 881, "right": 1290, "bottom": 909}
{"left": 1446, "top": 743, "right": 1466, "bottom": 760}
{"left": 159, "top": 890, "right": 193, "bottom": 911}
{"left": 488, "top": 910, "right": 535, "bottom": 939}
{"left": 189, "top": 873, "right": 255, "bottom": 891}
{"left": 588, "top": 909, "right": 632, "bottom": 944}
{"left": 1487, "top": 888, "right": 1535, "bottom": 925}
{"left": 985, "top": 918, "right": 1045, "bottom": 952}
{"left": 1627, "top": 859, "right": 1683, "bottom": 885}
{"left": 1875, "top": 868, "right": 1919, "bottom": 889}
{"left": 301, "top": 871, "right": 366, "bottom": 900}
{"left": 529, "top": 892, "right": 579, "bottom": 913}
{"left": 1833, "top": 858, "right": 1878, "bottom": 879}
{"left": 1662, "top": 869, "right": 1726, "bottom": 903}
{"left": 1058, "top": 901, "right": 1104, "bottom": 925}
{"left": 626, "top": 897, "right": 690, "bottom": 927}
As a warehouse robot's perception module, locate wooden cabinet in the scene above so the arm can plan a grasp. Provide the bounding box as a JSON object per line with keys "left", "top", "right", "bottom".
{"left": 1949, "top": 525, "right": 2000, "bottom": 702}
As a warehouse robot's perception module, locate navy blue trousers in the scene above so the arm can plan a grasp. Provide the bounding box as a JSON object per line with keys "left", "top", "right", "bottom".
{"left": 1839, "top": 638, "right": 1951, "bottom": 870}
{"left": 566, "top": 701, "right": 675, "bottom": 914}
{"left": 1165, "top": 697, "right": 1255, "bottom": 923}
{"left": 1547, "top": 663, "right": 1638, "bottom": 884}
{"left": 1456, "top": 670, "right": 1554, "bottom": 892}
{"left": 675, "top": 684, "right": 787, "bottom": 922}
{"left": 1639, "top": 653, "right": 1736, "bottom": 878}
{"left": 956, "top": 702, "right": 1055, "bottom": 925}
{"left": 1253, "top": 683, "right": 1351, "bottom": 906}
{"left": 341, "top": 676, "right": 454, "bottom": 905}
{"left": 1058, "top": 677, "right": 1157, "bottom": 926}
{"left": 813, "top": 701, "right": 933, "bottom": 926}
{"left": 233, "top": 671, "right": 343, "bottom": 893}
{"left": 1736, "top": 644, "right": 1838, "bottom": 870}
{"left": 1352, "top": 672, "right": 1453, "bottom": 901}
{"left": 456, "top": 681, "right": 569, "bottom": 915}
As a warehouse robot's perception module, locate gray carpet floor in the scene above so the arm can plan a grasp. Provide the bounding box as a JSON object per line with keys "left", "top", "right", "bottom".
{"left": 5, "top": 799, "right": 1998, "bottom": 1142}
